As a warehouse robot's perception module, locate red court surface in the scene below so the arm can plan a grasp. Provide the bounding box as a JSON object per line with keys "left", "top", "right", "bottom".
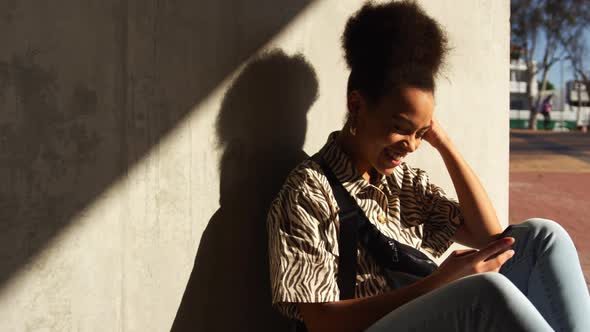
{"left": 509, "top": 130, "right": 590, "bottom": 287}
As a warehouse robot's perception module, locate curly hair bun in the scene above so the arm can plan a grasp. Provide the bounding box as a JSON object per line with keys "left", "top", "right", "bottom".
{"left": 342, "top": 0, "right": 448, "bottom": 98}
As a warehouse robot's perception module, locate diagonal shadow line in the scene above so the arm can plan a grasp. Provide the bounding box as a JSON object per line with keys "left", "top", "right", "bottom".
{"left": 0, "top": 0, "right": 314, "bottom": 295}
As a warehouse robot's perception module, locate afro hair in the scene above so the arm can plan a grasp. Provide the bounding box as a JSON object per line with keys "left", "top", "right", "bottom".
{"left": 342, "top": 0, "right": 449, "bottom": 101}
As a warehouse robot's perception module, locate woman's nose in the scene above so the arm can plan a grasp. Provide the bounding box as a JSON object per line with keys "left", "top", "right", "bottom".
{"left": 403, "top": 135, "right": 418, "bottom": 153}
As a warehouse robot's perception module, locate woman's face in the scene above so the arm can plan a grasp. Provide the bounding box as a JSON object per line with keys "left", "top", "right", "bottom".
{"left": 354, "top": 86, "right": 434, "bottom": 176}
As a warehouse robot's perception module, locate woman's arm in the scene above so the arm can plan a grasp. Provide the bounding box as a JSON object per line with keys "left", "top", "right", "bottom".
{"left": 300, "top": 236, "right": 516, "bottom": 332}
{"left": 424, "top": 118, "right": 503, "bottom": 249}
{"left": 437, "top": 141, "right": 503, "bottom": 248}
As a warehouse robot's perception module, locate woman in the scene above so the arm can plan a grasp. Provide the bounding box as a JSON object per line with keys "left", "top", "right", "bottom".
{"left": 266, "top": 1, "right": 590, "bottom": 331}
{"left": 540, "top": 94, "right": 553, "bottom": 130}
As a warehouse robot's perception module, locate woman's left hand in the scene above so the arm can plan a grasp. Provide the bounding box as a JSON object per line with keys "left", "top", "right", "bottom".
{"left": 422, "top": 116, "right": 451, "bottom": 150}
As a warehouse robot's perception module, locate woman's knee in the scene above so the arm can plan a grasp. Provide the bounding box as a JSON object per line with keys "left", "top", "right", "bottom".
{"left": 455, "top": 272, "right": 519, "bottom": 303}
{"left": 461, "top": 273, "right": 553, "bottom": 331}
{"left": 470, "top": 272, "right": 515, "bottom": 293}
{"left": 520, "top": 218, "right": 573, "bottom": 244}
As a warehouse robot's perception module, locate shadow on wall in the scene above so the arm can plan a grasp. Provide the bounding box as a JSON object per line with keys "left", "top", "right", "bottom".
{"left": 0, "top": 0, "right": 312, "bottom": 296}
{"left": 171, "top": 50, "right": 318, "bottom": 331}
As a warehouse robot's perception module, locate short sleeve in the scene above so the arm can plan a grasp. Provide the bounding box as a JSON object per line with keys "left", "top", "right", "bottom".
{"left": 411, "top": 167, "right": 464, "bottom": 258}
{"left": 266, "top": 170, "right": 339, "bottom": 319}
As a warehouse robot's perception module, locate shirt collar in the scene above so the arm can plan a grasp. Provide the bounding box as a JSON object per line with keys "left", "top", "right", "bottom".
{"left": 317, "top": 130, "right": 392, "bottom": 197}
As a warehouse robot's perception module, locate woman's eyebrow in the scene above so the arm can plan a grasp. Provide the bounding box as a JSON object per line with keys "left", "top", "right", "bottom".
{"left": 394, "top": 116, "right": 431, "bottom": 131}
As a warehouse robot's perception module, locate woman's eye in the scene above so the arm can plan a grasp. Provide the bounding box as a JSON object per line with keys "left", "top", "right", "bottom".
{"left": 390, "top": 124, "right": 403, "bottom": 133}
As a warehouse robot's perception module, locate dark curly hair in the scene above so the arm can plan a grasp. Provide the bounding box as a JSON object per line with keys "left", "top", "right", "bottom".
{"left": 342, "top": 0, "right": 449, "bottom": 103}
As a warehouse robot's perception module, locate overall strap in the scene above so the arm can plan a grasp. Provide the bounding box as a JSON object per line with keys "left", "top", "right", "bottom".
{"left": 310, "top": 153, "right": 359, "bottom": 300}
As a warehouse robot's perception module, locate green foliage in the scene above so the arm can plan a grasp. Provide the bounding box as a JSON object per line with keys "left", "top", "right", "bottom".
{"left": 510, "top": 0, "right": 587, "bottom": 68}
{"left": 538, "top": 80, "right": 555, "bottom": 90}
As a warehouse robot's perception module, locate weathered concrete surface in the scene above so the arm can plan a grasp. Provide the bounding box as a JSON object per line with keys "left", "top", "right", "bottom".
{"left": 0, "top": 1, "right": 509, "bottom": 331}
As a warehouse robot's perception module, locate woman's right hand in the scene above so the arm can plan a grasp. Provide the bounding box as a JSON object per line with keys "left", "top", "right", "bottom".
{"left": 430, "top": 237, "right": 515, "bottom": 286}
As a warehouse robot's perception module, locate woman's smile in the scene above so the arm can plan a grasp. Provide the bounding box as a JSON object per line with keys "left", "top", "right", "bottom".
{"left": 383, "top": 148, "right": 404, "bottom": 166}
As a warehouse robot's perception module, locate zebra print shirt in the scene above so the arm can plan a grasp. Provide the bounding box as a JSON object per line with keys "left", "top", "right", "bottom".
{"left": 267, "top": 130, "right": 464, "bottom": 321}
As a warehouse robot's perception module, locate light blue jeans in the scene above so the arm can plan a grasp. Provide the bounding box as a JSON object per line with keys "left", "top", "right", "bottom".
{"left": 365, "top": 218, "right": 590, "bottom": 331}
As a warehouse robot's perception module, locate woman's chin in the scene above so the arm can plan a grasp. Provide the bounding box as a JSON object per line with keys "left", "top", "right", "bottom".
{"left": 375, "top": 164, "right": 398, "bottom": 176}
{"left": 377, "top": 157, "right": 402, "bottom": 174}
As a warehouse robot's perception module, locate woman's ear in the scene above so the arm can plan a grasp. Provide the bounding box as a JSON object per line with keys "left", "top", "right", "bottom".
{"left": 347, "top": 90, "right": 366, "bottom": 124}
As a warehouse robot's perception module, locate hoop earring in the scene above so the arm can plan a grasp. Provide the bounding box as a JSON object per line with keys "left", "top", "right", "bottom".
{"left": 349, "top": 126, "right": 357, "bottom": 136}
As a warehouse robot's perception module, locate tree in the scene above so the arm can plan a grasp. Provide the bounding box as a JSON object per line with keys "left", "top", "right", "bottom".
{"left": 537, "top": 80, "right": 555, "bottom": 91}
{"left": 558, "top": 2, "right": 590, "bottom": 130}
{"left": 560, "top": 15, "right": 590, "bottom": 98}
{"left": 511, "top": 0, "right": 585, "bottom": 129}
{"left": 566, "top": 32, "right": 589, "bottom": 99}
{"left": 562, "top": 28, "right": 590, "bottom": 129}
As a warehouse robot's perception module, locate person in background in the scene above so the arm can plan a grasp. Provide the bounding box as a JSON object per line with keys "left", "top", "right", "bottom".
{"left": 540, "top": 94, "right": 553, "bottom": 130}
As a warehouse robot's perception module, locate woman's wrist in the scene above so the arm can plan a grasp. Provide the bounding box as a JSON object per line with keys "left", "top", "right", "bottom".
{"left": 418, "top": 271, "right": 449, "bottom": 292}
{"left": 433, "top": 137, "right": 454, "bottom": 154}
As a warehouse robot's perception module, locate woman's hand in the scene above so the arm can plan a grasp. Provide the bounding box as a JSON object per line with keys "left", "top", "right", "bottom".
{"left": 422, "top": 116, "right": 451, "bottom": 150}
{"left": 429, "top": 237, "right": 515, "bottom": 286}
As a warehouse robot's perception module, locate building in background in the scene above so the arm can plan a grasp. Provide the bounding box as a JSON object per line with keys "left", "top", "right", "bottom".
{"left": 566, "top": 81, "right": 589, "bottom": 106}
{"left": 509, "top": 58, "right": 536, "bottom": 111}
{"left": 509, "top": 57, "right": 543, "bottom": 129}
{"left": 566, "top": 80, "right": 590, "bottom": 130}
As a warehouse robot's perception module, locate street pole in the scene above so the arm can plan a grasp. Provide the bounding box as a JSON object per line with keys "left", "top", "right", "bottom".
{"left": 560, "top": 57, "right": 564, "bottom": 130}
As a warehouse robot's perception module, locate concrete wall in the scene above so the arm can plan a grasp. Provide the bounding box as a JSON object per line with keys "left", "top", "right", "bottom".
{"left": 0, "top": 0, "right": 509, "bottom": 331}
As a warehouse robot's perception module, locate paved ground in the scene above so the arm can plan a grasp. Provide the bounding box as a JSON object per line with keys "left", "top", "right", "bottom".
{"left": 509, "top": 129, "right": 590, "bottom": 288}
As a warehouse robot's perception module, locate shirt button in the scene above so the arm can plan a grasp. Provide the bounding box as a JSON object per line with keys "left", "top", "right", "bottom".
{"left": 377, "top": 214, "right": 387, "bottom": 224}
